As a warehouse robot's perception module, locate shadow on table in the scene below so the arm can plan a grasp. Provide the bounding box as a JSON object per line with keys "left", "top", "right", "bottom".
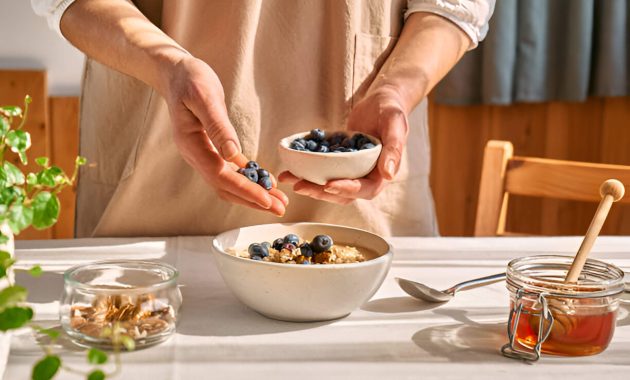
{"left": 175, "top": 285, "right": 334, "bottom": 337}
{"left": 15, "top": 271, "right": 64, "bottom": 303}
{"left": 411, "top": 309, "right": 513, "bottom": 363}
{"left": 361, "top": 296, "right": 444, "bottom": 313}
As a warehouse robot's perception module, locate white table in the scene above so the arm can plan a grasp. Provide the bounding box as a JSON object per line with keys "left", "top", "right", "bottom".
{"left": 4, "top": 236, "right": 630, "bottom": 379}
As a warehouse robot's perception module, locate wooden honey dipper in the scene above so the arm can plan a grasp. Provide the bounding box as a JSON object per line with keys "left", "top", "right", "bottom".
{"left": 565, "top": 179, "right": 625, "bottom": 283}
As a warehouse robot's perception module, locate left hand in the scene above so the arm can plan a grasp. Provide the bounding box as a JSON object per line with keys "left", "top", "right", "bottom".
{"left": 278, "top": 87, "right": 409, "bottom": 204}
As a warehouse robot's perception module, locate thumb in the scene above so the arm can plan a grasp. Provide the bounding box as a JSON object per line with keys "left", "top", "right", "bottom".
{"left": 377, "top": 109, "right": 408, "bottom": 181}
{"left": 187, "top": 96, "right": 242, "bottom": 163}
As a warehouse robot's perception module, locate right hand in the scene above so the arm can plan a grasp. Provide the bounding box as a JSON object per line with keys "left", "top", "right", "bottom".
{"left": 162, "top": 55, "right": 288, "bottom": 216}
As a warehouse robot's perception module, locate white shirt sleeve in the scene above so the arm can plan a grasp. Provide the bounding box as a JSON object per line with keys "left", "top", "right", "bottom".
{"left": 30, "top": 0, "right": 77, "bottom": 37}
{"left": 406, "top": 0, "right": 496, "bottom": 49}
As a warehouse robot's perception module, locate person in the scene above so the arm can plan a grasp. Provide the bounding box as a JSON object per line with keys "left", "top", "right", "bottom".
{"left": 32, "top": 0, "right": 494, "bottom": 237}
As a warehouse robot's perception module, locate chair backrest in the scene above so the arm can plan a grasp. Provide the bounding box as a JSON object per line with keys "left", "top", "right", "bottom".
{"left": 474, "top": 140, "right": 630, "bottom": 236}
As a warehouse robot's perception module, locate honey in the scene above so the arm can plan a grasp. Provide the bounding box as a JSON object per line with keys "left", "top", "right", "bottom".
{"left": 510, "top": 301, "right": 616, "bottom": 356}
{"left": 502, "top": 255, "right": 625, "bottom": 361}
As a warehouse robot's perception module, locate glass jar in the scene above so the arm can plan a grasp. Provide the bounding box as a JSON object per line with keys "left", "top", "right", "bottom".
{"left": 501, "top": 255, "right": 625, "bottom": 361}
{"left": 60, "top": 260, "right": 182, "bottom": 349}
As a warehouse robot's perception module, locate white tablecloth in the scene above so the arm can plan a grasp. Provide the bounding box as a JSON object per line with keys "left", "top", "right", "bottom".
{"left": 4, "top": 236, "right": 630, "bottom": 379}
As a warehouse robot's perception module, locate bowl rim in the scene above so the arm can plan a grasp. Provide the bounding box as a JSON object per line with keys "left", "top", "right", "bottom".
{"left": 211, "top": 222, "right": 393, "bottom": 269}
{"left": 63, "top": 260, "right": 179, "bottom": 294}
{"left": 278, "top": 131, "right": 383, "bottom": 157}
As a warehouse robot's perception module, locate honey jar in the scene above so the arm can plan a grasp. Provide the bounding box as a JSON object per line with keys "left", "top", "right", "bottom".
{"left": 501, "top": 255, "right": 625, "bottom": 361}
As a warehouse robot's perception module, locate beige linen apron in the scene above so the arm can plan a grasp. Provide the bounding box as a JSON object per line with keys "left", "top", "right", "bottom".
{"left": 76, "top": 0, "right": 438, "bottom": 237}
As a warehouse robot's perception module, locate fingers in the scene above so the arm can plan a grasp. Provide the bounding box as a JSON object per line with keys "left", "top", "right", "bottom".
{"left": 184, "top": 84, "right": 243, "bottom": 163}
{"left": 217, "top": 189, "right": 285, "bottom": 217}
{"left": 293, "top": 181, "right": 354, "bottom": 205}
{"left": 377, "top": 109, "right": 408, "bottom": 181}
{"left": 323, "top": 171, "right": 385, "bottom": 200}
{"left": 278, "top": 171, "right": 301, "bottom": 185}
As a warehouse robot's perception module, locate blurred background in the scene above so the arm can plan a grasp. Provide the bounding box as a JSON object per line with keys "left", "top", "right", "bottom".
{"left": 0, "top": 0, "right": 629, "bottom": 239}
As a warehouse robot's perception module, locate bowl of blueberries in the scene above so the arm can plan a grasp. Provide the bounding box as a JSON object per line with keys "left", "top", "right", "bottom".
{"left": 211, "top": 222, "right": 392, "bottom": 322}
{"left": 278, "top": 129, "right": 382, "bottom": 185}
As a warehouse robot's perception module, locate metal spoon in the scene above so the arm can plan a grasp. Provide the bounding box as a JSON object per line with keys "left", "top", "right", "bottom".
{"left": 396, "top": 272, "right": 506, "bottom": 303}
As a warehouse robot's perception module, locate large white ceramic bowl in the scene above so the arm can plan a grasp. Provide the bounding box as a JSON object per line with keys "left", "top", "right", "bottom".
{"left": 277, "top": 131, "right": 382, "bottom": 185}
{"left": 211, "top": 223, "right": 393, "bottom": 322}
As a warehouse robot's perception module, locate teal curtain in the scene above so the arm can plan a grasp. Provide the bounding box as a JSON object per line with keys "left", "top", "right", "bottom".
{"left": 434, "top": 0, "right": 629, "bottom": 105}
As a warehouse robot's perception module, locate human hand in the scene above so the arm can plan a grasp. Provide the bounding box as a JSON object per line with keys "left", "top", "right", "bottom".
{"left": 278, "top": 87, "right": 408, "bottom": 204}
{"left": 164, "top": 55, "right": 288, "bottom": 215}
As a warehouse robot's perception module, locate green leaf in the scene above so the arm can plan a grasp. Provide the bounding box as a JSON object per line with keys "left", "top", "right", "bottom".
{"left": 28, "top": 265, "right": 43, "bottom": 277}
{"left": 0, "top": 106, "right": 22, "bottom": 117}
{"left": 0, "top": 116, "right": 9, "bottom": 137}
{"left": 87, "top": 348, "right": 108, "bottom": 365}
{"left": 0, "top": 250, "right": 14, "bottom": 277}
{"left": 35, "top": 327, "right": 60, "bottom": 340}
{"left": 31, "top": 355, "right": 61, "bottom": 380}
{"left": 0, "top": 187, "right": 22, "bottom": 206}
{"left": 2, "top": 161, "right": 25, "bottom": 186}
{"left": 37, "top": 166, "right": 65, "bottom": 187}
{"left": 76, "top": 156, "right": 87, "bottom": 166}
{"left": 19, "top": 151, "right": 28, "bottom": 165}
{"left": 87, "top": 370, "right": 106, "bottom": 380}
{"left": 120, "top": 335, "right": 136, "bottom": 351}
{"left": 31, "top": 192, "right": 60, "bottom": 230}
{"left": 0, "top": 285, "right": 27, "bottom": 309}
{"left": 35, "top": 157, "right": 49, "bottom": 167}
{"left": 26, "top": 172, "right": 38, "bottom": 186}
{"left": 0, "top": 306, "right": 33, "bottom": 331}
{"left": 0, "top": 234, "right": 8, "bottom": 244}
{"left": 6, "top": 129, "right": 31, "bottom": 152}
{"left": 8, "top": 203, "right": 34, "bottom": 234}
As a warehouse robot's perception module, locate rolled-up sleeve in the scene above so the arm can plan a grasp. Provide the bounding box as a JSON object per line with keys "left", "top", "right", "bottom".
{"left": 31, "top": 0, "right": 77, "bottom": 37}
{"left": 406, "top": 0, "right": 496, "bottom": 49}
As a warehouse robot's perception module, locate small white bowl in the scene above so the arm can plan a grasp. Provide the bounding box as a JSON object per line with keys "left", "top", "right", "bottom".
{"left": 278, "top": 131, "right": 382, "bottom": 185}
{"left": 211, "top": 223, "right": 393, "bottom": 322}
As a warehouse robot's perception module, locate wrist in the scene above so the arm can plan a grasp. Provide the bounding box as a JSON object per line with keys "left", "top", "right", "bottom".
{"left": 149, "top": 47, "right": 191, "bottom": 96}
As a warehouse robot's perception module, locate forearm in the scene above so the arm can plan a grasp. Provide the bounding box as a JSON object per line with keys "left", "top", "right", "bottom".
{"left": 368, "top": 12, "right": 471, "bottom": 114}
{"left": 60, "top": 0, "right": 188, "bottom": 96}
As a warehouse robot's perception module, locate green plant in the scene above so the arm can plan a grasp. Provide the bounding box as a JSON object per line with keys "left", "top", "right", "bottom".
{"left": 0, "top": 96, "right": 127, "bottom": 379}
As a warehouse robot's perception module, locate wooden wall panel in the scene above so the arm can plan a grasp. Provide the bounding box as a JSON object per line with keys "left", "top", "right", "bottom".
{"left": 0, "top": 70, "right": 52, "bottom": 240}
{"left": 429, "top": 97, "right": 630, "bottom": 236}
{"left": 49, "top": 97, "right": 80, "bottom": 239}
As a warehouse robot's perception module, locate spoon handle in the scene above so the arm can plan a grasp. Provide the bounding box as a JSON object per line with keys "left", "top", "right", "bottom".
{"left": 446, "top": 272, "right": 506, "bottom": 294}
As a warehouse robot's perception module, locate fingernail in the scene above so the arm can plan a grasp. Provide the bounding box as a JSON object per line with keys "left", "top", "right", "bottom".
{"left": 386, "top": 160, "right": 396, "bottom": 178}
{"left": 324, "top": 187, "right": 340, "bottom": 195}
{"left": 221, "top": 141, "right": 239, "bottom": 160}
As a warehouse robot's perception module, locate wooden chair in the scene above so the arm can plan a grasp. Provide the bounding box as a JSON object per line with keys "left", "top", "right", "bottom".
{"left": 474, "top": 140, "right": 630, "bottom": 236}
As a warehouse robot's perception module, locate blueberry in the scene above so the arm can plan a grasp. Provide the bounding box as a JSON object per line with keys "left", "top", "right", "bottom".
{"left": 257, "top": 168, "right": 270, "bottom": 178}
{"left": 315, "top": 145, "right": 329, "bottom": 153}
{"left": 360, "top": 143, "right": 376, "bottom": 150}
{"left": 327, "top": 132, "right": 346, "bottom": 146}
{"left": 301, "top": 260, "right": 311, "bottom": 265}
{"left": 319, "top": 140, "right": 330, "bottom": 148}
{"left": 252, "top": 256, "right": 262, "bottom": 261}
{"left": 307, "top": 129, "right": 326, "bottom": 142}
{"left": 262, "top": 242, "right": 271, "bottom": 250}
{"left": 290, "top": 140, "right": 306, "bottom": 151}
{"left": 258, "top": 176, "right": 272, "bottom": 190}
{"left": 299, "top": 243, "right": 313, "bottom": 258}
{"left": 282, "top": 243, "right": 297, "bottom": 252}
{"left": 283, "top": 234, "right": 300, "bottom": 245}
{"left": 246, "top": 161, "right": 260, "bottom": 170}
{"left": 305, "top": 140, "right": 318, "bottom": 151}
{"left": 237, "top": 168, "right": 246, "bottom": 175}
{"left": 296, "top": 138, "right": 307, "bottom": 146}
{"left": 311, "top": 235, "right": 333, "bottom": 253}
{"left": 242, "top": 168, "right": 258, "bottom": 183}
{"left": 272, "top": 238, "right": 284, "bottom": 251}
{"left": 341, "top": 137, "right": 355, "bottom": 149}
{"left": 248, "top": 243, "right": 268, "bottom": 258}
